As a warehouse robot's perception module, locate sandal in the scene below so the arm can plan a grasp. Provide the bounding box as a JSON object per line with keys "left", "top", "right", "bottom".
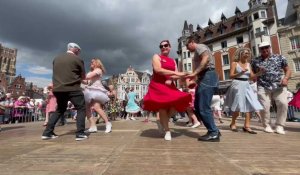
{"left": 229, "top": 124, "right": 238, "bottom": 132}
{"left": 243, "top": 127, "right": 257, "bottom": 134}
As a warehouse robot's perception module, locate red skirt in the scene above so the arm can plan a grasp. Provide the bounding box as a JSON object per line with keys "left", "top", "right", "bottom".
{"left": 143, "top": 81, "right": 191, "bottom": 112}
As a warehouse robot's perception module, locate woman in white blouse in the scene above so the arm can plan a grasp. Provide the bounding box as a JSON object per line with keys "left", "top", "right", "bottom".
{"left": 83, "top": 58, "right": 112, "bottom": 133}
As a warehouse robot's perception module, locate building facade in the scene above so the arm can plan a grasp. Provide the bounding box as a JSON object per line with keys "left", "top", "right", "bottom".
{"left": 278, "top": 0, "right": 300, "bottom": 92}
{"left": 116, "top": 66, "right": 150, "bottom": 101}
{"left": 0, "top": 43, "right": 17, "bottom": 76}
{"left": 7, "top": 75, "right": 26, "bottom": 98}
{"left": 177, "top": 0, "right": 280, "bottom": 92}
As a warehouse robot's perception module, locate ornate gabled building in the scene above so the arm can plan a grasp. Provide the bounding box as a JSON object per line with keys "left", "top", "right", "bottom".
{"left": 116, "top": 66, "right": 151, "bottom": 101}
{"left": 177, "top": 0, "right": 280, "bottom": 92}
{"left": 278, "top": 0, "right": 300, "bottom": 92}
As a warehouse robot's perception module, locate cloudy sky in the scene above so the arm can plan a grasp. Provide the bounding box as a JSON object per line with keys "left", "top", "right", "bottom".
{"left": 0, "top": 0, "right": 288, "bottom": 88}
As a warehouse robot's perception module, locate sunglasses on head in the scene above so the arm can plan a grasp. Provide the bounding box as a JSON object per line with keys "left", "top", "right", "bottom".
{"left": 159, "top": 44, "right": 169, "bottom": 49}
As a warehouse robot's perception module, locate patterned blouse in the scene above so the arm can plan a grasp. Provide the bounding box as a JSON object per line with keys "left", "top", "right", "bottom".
{"left": 251, "top": 54, "right": 288, "bottom": 91}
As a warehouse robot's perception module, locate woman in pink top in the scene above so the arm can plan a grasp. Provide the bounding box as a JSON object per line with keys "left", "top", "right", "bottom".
{"left": 83, "top": 58, "right": 111, "bottom": 133}
{"left": 44, "top": 83, "right": 57, "bottom": 126}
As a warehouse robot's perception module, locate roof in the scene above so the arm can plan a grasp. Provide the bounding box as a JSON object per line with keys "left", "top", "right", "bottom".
{"left": 284, "top": 0, "right": 299, "bottom": 25}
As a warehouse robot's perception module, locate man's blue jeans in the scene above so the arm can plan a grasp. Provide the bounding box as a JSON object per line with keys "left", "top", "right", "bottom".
{"left": 194, "top": 70, "right": 219, "bottom": 135}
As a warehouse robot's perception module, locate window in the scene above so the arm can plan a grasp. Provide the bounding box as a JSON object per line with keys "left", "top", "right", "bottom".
{"left": 208, "top": 45, "right": 213, "bottom": 51}
{"left": 184, "top": 63, "right": 187, "bottom": 71}
{"left": 188, "top": 63, "right": 192, "bottom": 71}
{"left": 220, "top": 28, "right": 226, "bottom": 34}
{"left": 263, "top": 27, "right": 269, "bottom": 35}
{"left": 205, "top": 32, "right": 212, "bottom": 39}
{"left": 224, "top": 69, "right": 230, "bottom": 80}
{"left": 253, "top": 12, "right": 259, "bottom": 20}
{"left": 248, "top": 16, "right": 252, "bottom": 23}
{"left": 136, "top": 85, "right": 139, "bottom": 90}
{"left": 187, "top": 51, "right": 191, "bottom": 58}
{"left": 221, "top": 41, "right": 227, "bottom": 48}
{"left": 294, "top": 58, "right": 300, "bottom": 71}
{"left": 255, "top": 27, "right": 261, "bottom": 34}
{"left": 250, "top": 30, "right": 254, "bottom": 39}
{"left": 261, "top": 11, "right": 266, "bottom": 18}
{"left": 222, "top": 55, "right": 230, "bottom": 66}
{"left": 252, "top": 46, "right": 257, "bottom": 57}
{"left": 290, "top": 37, "right": 300, "bottom": 50}
{"left": 235, "top": 22, "right": 241, "bottom": 29}
{"left": 236, "top": 36, "right": 243, "bottom": 44}
{"left": 183, "top": 52, "right": 187, "bottom": 59}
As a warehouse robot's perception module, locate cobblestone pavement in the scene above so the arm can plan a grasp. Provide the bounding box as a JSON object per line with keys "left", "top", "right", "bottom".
{"left": 0, "top": 117, "right": 300, "bottom": 175}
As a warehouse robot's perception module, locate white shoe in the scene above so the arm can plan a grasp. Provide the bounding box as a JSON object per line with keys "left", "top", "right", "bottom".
{"left": 264, "top": 125, "right": 274, "bottom": 133}
{"left": 87, "top": 127, "right": 97, "bottom": 133}
{"left": 275, "top": 126, "right": 285, "bottom": 135}
{"left": 130, "top": 117, "right": 136, "bottom": 121}
{"left": 105, "top": 122, "right": 112, "bottom": 133}
{"left": 164, "top": 131, "right": 171, "bottom": 141}
{"left": 191, "top": 122, "right": 201, "bottom": 128}
{"left": 125, "top": 117, "right": 130, "bottom": 120}
{"left": 156, "top": 121, "right": 164, "bottom": 134}
{"left": 186, "top": 122, "right": 193, "bottom": 127}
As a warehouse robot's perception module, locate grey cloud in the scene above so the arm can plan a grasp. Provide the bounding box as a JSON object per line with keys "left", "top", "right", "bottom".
{"left": 0, "top": 0, "right": 287, "bottom": 77}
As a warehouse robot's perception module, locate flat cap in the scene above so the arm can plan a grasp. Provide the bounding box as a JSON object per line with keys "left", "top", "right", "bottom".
{"left": 67, "top": 42, "right": 81, "bottom": 50}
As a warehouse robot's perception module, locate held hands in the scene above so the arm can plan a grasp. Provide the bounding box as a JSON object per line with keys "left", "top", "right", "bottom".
{"left": 256, "top": 67, "right": 266, "bottom": 76}
{"left": 185, "top": 72, "right": 197, "bottom": 79}
{"left": 165, "top": 72, "right": 188, "bottom": 85}
{"left": 174, "top": 71, "right": 188, "bottom": 77}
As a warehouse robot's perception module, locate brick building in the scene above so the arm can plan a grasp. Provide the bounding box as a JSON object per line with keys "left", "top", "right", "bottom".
{"left": 177, "top": 0, "right": 281, "bottom": 92}
{"left": 7, "top": 75, "right": 26, "bottom": 98}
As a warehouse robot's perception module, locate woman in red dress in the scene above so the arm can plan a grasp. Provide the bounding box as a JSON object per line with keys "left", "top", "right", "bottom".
{"left": 143, "top": 40, "right": 191, "bottom": 141}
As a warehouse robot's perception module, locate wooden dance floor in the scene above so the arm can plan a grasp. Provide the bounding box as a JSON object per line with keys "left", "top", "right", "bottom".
{"left": 0, "top": 116, "right": 300, "bottom": 175}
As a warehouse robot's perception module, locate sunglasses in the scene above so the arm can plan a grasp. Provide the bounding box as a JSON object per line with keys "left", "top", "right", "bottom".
{"left": 159, "top": 44, "right": 169, "bottom": 49}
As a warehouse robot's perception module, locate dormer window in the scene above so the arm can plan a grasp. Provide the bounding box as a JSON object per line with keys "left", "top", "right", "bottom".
{"left": 208, "top": 18, "right": 215, "bottom": 28}
{"left": 204, "top": 31, "right": 213, "bottom": 39}
{"left": 221, "top": 13, "right": 227, "bottom": 23}
{"left": 235, "top": 7, "right": 242, "bottom": 17}
{"left": 235, "top": 22, "right": 242, "bottom": 29}
{"left": 218, "top": 25, "right": 227, "bottom": 34}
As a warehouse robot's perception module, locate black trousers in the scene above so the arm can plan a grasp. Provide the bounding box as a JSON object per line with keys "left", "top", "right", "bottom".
{"left": 42, "top": 91, "right": 86, "bottom": 136}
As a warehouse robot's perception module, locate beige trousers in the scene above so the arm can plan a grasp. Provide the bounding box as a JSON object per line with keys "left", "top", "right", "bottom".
{"left": 257, "top": 86, "right": 288, "bottom": 127}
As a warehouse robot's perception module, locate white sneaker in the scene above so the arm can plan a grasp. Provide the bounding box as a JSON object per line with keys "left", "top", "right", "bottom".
{"left": 264, "top": 125, "right": 274, "bottom": 133}
{"left": 164, "top": 131, "right": 171, "bottom": 141}
{"left": 87, "top": 127, "right": 97, "bottom": 133}
{"left": 130, "top": 117, "right": 136, "bottom": 121}
{"left": 191, "top": 122, "right": 201, "bottom": 128}
{"left": 186, "top": 122, "right": 193, "bottom": 127}
{"left": 105, "top": 122, "right": 112, "bottom": 133}
{"left": 275, "top": 126, "right": 285, "bottom": 135}
{"left": 156, "top": 121, "right": 164, "bottom": 134}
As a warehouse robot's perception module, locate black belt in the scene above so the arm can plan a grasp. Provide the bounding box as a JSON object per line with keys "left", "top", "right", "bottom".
{"left": 234, "top": 78, "right": 248, "bottom": 81}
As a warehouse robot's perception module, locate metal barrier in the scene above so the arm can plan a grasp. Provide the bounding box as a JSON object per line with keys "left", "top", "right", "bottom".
{"left": 0, "top": 106, "right": 46, "bottom": 124}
